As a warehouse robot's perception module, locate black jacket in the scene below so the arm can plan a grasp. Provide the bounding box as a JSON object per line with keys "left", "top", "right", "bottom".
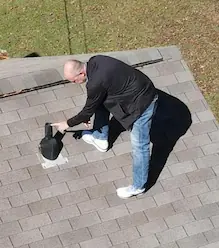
{"left": 67, "top": 55, "right": 157, "bottom": 130}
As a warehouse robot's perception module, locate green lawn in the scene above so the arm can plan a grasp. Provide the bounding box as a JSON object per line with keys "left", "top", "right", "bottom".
{"left": 0, "top": 0, "right": 218, "bottom": 120}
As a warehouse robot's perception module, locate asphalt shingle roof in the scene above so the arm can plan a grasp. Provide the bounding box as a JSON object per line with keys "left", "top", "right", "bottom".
{"left": 0, "top": 46, "right": 219, "bottom": 248}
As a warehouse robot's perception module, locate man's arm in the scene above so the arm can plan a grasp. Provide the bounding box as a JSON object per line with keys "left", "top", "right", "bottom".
{"left": 67, "top": 83, "right": 107, "bottom": 127}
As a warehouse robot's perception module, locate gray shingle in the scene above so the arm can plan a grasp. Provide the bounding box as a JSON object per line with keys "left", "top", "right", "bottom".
{"left": 32, "top": 69, "right": 62, "bottom": 86}
{"left": 0, "top": 78, "right": 14, "bottom": 94}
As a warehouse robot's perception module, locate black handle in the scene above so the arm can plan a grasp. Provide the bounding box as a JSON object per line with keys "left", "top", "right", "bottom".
{"left": 45, "top": 123, "right": 53, "bottom": 139}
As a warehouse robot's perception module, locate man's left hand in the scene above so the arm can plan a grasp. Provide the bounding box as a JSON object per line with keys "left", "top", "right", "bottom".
{"left": 51, "top": 121, "right": 69, "bottom": 133}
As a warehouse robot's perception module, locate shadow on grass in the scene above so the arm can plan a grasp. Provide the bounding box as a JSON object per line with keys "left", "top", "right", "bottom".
{"left": 24, "top": 52, "right": 41, "bottom": 57}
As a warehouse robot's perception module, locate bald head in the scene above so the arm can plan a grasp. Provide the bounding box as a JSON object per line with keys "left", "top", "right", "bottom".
{"left": 64, "top": 60, "right": 84, "bottom": 77}
{"left": 64, "top": 59, "right": 86, "bottom": 83}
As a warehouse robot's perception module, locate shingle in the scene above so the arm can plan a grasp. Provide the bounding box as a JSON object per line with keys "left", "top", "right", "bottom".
{"left": 26, "top": 91, "right": 56, "bottom": 106}
{"left": 0, "top": 98, "right": 29, "bottom": 112}
{"left": 0, "top": 111, "right": 20, "bottom": 125}
{"left": 32, "top": 69, "right": 62, "bottom": 86}
{"left": 0, "top": 78, "right": 13, "bottom": 94}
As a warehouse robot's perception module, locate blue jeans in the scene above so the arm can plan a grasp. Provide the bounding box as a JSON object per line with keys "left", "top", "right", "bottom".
{"left": 91, "top": 105, "right": 110, "bottom": 140}
{"left": 92, "top": 96, "right": 158, "bottom": 189}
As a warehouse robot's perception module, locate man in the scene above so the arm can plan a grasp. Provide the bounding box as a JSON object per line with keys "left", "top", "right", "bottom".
{"left": 52, "top": 55, "right": 158, "bottom": 199}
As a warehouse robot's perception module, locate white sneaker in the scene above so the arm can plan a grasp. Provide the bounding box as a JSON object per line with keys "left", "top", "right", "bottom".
{"left": 82, "top": 132, "right": 108, "bottom": 152}
{"left": 116, "top": 185, "right": 145, "bottom": 199}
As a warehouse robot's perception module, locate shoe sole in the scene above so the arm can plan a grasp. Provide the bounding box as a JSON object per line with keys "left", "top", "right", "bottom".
{"left": 82, "top": 136, "right": 108, "bottom": 152}
{"left": 116, "top": 191, "right": 145, "bottom": 199}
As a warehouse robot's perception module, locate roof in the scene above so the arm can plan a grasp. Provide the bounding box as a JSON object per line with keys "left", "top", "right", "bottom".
{"left": 0, "top": 46, "right": 219, "bottom": 248}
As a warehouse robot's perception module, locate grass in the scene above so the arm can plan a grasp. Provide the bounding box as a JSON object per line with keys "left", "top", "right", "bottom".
{"left": 0, "top": 0, "right": 218, "bottom": 120}
{"left": 0, "top": 0, "right": 76, "bottom": 56}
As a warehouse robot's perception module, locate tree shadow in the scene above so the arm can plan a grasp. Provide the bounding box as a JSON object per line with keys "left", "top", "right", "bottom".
{"left": 108, "top": 89, "right": 192, "bottom": 191}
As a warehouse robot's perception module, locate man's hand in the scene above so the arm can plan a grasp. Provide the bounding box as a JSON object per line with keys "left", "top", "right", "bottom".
{"left": 83, "top": 121, "right": 91, "bottom": 128}
{"left": 51, "top": 121, "right": 69, "bottom": 133}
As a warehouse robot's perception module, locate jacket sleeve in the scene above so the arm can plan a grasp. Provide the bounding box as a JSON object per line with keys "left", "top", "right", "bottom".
{"left": 67, "top": 82, "right": 107, "bottom": 127}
